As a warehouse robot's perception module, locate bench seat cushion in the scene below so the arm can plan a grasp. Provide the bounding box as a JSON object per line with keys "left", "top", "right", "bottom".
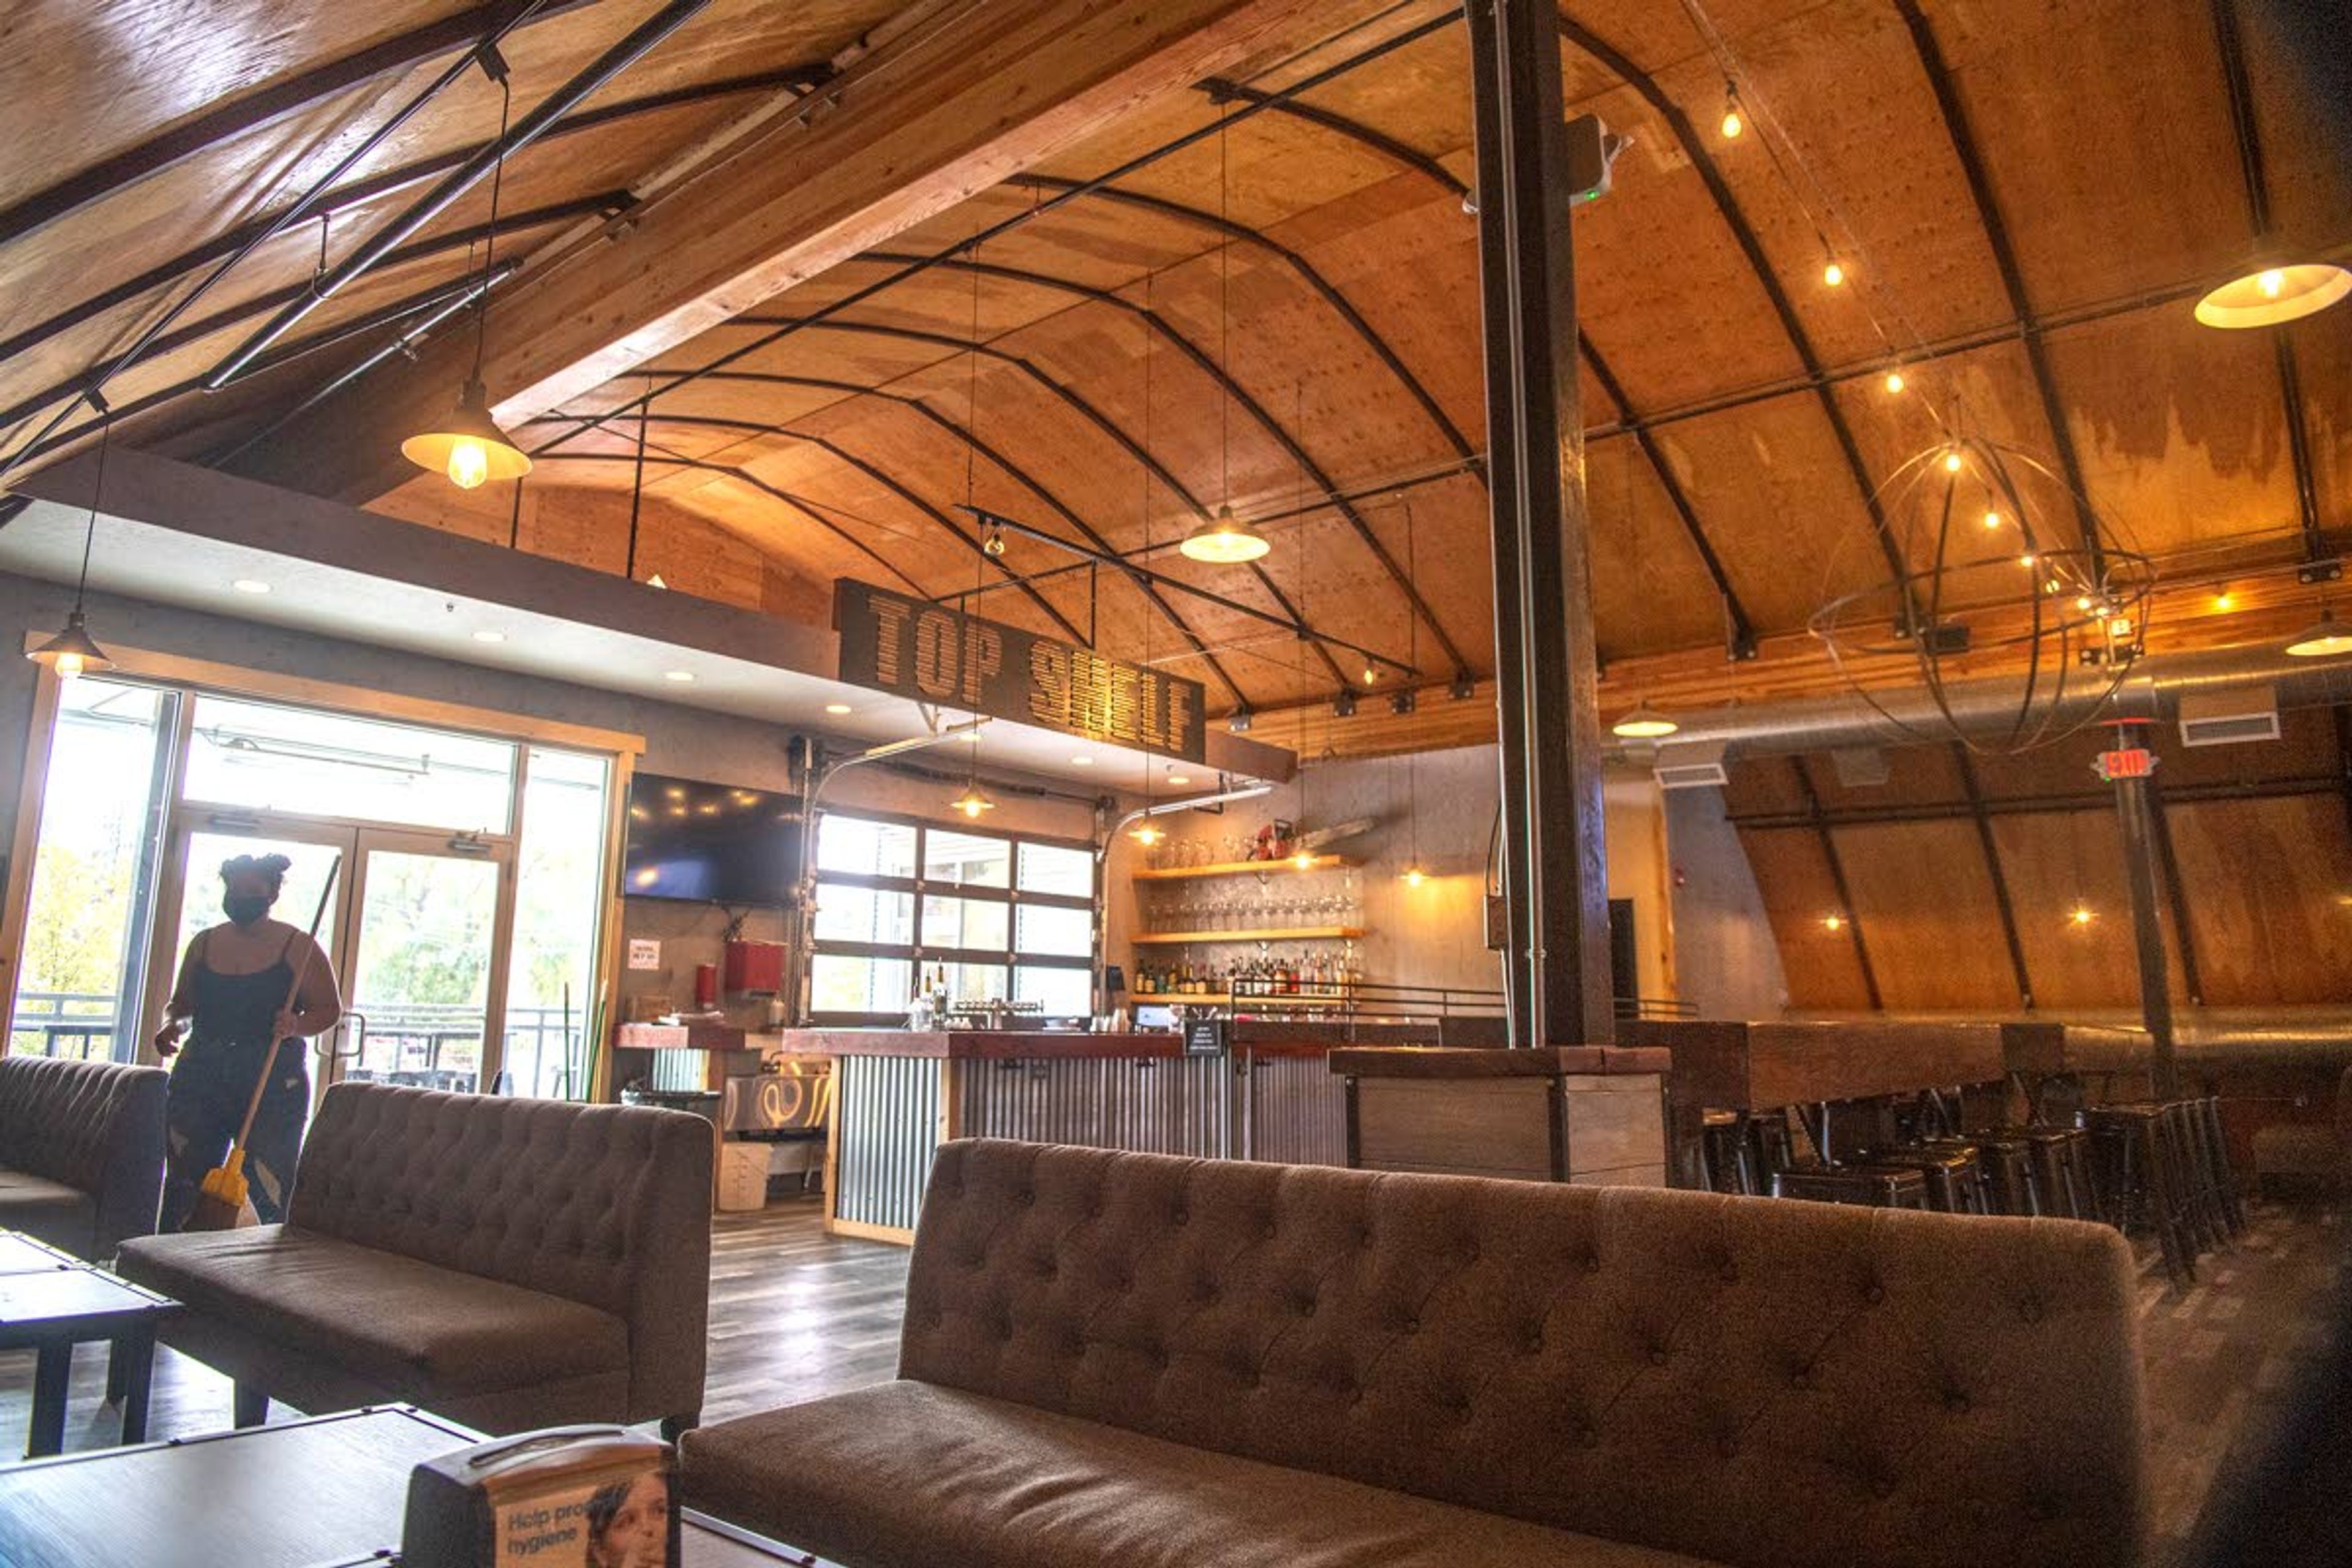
{"left": 118, "top": 1224, "right": 627, "bottom": 1397}
{"left": 0, "top": 1167, "right": 96, "bottom": 1255}
{"left": 684, "top": 1380, "right": 1720, "bottom": 1568}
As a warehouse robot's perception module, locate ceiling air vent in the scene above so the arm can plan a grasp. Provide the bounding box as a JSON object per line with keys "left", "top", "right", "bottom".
{"left": 2178, "top": 687, "right": 2281, "bottom": 748}
{"left": 1654, "top": 741, "right": 1729, "bottom": 791}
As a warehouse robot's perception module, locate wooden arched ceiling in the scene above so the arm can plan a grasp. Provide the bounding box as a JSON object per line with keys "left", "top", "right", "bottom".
{"left": 4, "top": 0, "right": 2348, "bottom": 730}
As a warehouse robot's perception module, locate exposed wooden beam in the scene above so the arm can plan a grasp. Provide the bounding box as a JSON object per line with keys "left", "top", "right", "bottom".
{"left": 0, "top": 0, "right": 596, "bottom": 250}
{"left": 1199, "top": 77, "right": 1471, "bottom": 200}
{"left": 232, "top": 0, "right": 1383, "bottom": 505}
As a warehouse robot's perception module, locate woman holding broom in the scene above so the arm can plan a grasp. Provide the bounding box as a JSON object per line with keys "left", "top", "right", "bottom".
{"left": 152, "top": 853, "right": 343, "bottom": 1231}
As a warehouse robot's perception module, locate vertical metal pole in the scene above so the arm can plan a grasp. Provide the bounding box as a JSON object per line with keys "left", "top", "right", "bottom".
{"left": 2108, "top": 722, "right": 2180, "bottom": 1098}
{"left": 1466, "top": 0, "right": 1614, "bottom": 1046}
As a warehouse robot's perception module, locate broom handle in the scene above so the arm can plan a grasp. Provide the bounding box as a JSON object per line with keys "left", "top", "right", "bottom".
{"left": 225, "top": 855, "right": 342, "bottom": 1161}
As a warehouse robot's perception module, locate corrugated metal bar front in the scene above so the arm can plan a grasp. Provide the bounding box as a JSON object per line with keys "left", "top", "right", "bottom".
{"left": 957, "top": 1055, "right": 1231, "bottom": 1159}
{"left": 832, "top": 1054, "right": 941, "bottom": 1234}
{"left": 1237, "top": 1049, "right": 1349, "bottom": 1166}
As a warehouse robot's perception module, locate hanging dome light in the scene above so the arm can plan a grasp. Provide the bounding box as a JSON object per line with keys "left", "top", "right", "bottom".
{"left": 948, "top": 783, "right": 996, "bottom": 819}
{"left": 1611, "top": 703, "right": 1679, "bottom": 740}
{"left": 1399, "top": 862, "right": 1428, "bottom": 889}
{"left": 1128, "top": 819, "right": 1165, "bottom": 847}
{"left": 28, "top": 610, "right": 111, "bottom": 680}
{"left": 2285, "top": 614, "right": 2352, "bottom": 658}
{"left": 1180, "top": 505, "right": 1269, "bottom": 564}
{"left": 2195, "top": 255, "right": 2352, "bottom": 330}
{"left": 401, "top": 379, "right": 532, "bottom": 491}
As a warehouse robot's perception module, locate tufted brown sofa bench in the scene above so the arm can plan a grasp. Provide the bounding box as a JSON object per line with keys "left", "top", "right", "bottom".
{"left": 118, "top": 1080, "right": 713, "bottom": 1435}
{"left": 684, "top": 1137, "right": 2146, "bottom": 1568}
{"left": 0, "top": 1052, "right": 167, "bottom": 1261}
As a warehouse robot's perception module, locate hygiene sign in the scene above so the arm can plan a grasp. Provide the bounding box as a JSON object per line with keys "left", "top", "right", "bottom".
{"left": 834, "top": 579, "right": 1208, "bottom": 763}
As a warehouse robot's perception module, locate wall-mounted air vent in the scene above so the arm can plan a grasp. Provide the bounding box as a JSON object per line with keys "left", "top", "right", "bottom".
{"left": 1654, "top": 740, "right": 1729, "bottom": 790}
{"left": 2178, "top": 688, "right": 2280, "bottom": 748}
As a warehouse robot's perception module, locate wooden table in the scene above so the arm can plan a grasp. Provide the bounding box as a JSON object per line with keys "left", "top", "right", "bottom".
{"left": 0, "top": 1405, "right": 842, "bottom": 1567}
{"left": 0, "top": 1232, "right": 173, "bottom": 1459}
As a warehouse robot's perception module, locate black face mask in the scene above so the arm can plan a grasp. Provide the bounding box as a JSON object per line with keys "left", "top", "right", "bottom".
{"left": 222, "top": 894, "right": 272, "bottom": 928}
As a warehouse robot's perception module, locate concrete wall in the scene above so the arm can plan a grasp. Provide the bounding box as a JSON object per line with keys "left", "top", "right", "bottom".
{"left": 1661, "top": 784, "right": 1789, "bottom": 1018}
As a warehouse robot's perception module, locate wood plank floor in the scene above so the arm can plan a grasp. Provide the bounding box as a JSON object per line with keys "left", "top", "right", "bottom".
{"left": 0, "top": 1193, "right": 2341, "bottom": 1566}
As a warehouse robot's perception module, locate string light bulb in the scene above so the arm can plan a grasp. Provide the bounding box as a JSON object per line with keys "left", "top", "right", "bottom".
{"left": 1883, "top": 369, "right": 1906, "bottom": 394}
{"left": 1719, "top": 81, "right": 1743, "bottom": 140}
{"left": 1822, "top": 913, "right": 1846, "bottom": 933}
{"left": 2019, "top": 552, "right": 2038, "bottom": 569}
{"left": 1982, "top": 509, "right": 2002, "bottom": 530}
{"left": 2069, "top": 905, "right": 2095, "bottom": 928}
{"left": 1823, "top": 259, "right": 1846, "bottom": 287}
{"left": 1942, "top": 448, "right": 1965, "bottom": 474}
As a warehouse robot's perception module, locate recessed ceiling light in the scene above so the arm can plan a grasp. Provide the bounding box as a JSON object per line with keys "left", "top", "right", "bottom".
{"left": 231, "top": 579, "right": 271, "bottom": 595}
{"left": 472, "top": 630, "right": 507, "bottom": 644}
{"left": 663, "top": 670, "right": 695, "bottom": 684}
{"left": 1167, "top": 773, "right": 1192, "bottom": 786}
{"left": 823, "top": 703, "right": 853, "bottom": 715}
{"left": 1069, "top": 756, "right": 1092, "bottom": 766}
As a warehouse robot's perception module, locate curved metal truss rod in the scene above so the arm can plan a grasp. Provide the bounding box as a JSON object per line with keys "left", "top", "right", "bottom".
{"left": 526, "top": 447, "right": 929, "bottom": 597}
{"left": 723, "top": 314, "right": 1351, "bottom": 690}
{"left": 1894, "top": 0, "right": 2102, "bottom": 564}
{"left": 0, "top": 195, "right": 630, "bottom": 443}
{"left": 623, "top": 368, "right": 1252, "bottom": 703}
{"left": 522, "top": 9, "right": 1463, "bottom": 457}
{"left": 529, "top": 409, "right": 1088, "bottom": 646}
{"left": 1011, "top": 176, "right": 1477, "bottom": 464}
{"left": 1197, "top": 78, "right": 1471, "bottom": 201}
{"left": 0, "top": 68, "right": 821, "bottom": 379}
{"left": 1556, "top": 6, "right": 1916, "bottom": 607}
{"left": 870, "top": 250, "right": 1476, "bottom": 680}
{"left": 1578, "top": 337, "right": 1757, "bottom": 656}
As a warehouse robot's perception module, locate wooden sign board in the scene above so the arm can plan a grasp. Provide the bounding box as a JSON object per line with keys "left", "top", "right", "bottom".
{"left": 834, "top": 581, "right": 1206, "bottom": 763}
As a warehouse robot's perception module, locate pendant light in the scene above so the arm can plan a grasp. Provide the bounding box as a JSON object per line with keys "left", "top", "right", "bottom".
{"left": 402, "top": 76, "right": 530, "bottom": 489}
{"left": 2195, "top": 254, "right": 2351, "bottom": 330}
{"left": 1611, "top": 702, "right": 1679, "bottom": 739}
{"left": 947, "top": 238, "right": 997, "bottom": 825}
{"left": 1130, "top": 280, "right": 1167, "bottom": 851}
{"left": 2285, "top": 612, "right": 2352, "bottom": 658}
{"left": 29, "top": 407, "right": 115, "bottom": 681}
{"left": 1180, "top": 109, "right": 1270, "bottom": 568}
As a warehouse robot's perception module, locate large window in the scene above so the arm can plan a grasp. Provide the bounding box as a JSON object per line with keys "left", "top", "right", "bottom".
{"left": 810, "top": 812, "right": 1096, "bottom": 1024}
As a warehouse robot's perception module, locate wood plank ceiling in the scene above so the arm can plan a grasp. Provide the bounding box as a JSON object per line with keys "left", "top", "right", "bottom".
{"left": 3, "top": 0, "right": 2348, "bottom": 741}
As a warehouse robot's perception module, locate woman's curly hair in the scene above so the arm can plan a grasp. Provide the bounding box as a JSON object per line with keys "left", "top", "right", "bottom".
{"left": 218, "top": 853, "right": 292, "bottom": 894}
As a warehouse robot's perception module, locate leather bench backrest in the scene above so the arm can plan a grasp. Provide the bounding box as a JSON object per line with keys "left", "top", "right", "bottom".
{"left": 0, "top": 1054, "right": 157, "bottom": 1191}
{"left": 901, "top": 1139, "right": 2145, "bottom": 1568}
{"left": 291, "top": 1082, "right": 712, "bottom": 1335}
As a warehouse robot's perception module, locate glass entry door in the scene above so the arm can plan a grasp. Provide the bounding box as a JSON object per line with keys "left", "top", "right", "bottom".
{"left": 341, "top": 831, "right": 514, "bottom": 1095}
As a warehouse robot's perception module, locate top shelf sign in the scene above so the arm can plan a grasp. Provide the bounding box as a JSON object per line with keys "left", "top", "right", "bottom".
{"left": 834, "top": 580, "right": 1207, "bottom": 764}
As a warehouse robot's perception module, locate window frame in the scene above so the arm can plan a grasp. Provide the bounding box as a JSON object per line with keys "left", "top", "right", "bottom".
{"left": 808, "top": 807, "right": 1098, "bottom": 1027}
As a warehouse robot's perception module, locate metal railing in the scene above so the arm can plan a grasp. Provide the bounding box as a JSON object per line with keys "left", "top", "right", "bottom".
{"left": 8, "top": 992, "right": 587, "bottom": 1096}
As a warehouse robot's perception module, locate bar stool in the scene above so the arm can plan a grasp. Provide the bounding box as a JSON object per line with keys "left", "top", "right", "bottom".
{"left": 1700, "top": 1111, "right": 1757, "bottom": 1196}
{"left": 2196, "top": 1095, "right": 2245, "bottom": 1236}
{"left": 1992, "top": 1125, "right": 2100, "bottom": 1222}
{"left": 1926, "top": 1134, "right": 2035, "bottom": 1216}
{"left": 2085, "top": 1104, "right": 2196, "bottom": 1286}
{"left": 1860, "top": 1147, "right": 1992, "bottom": 1215}
{"left": 1774, "top": 1166, "right": 1931, "bottom": 1210}
{"left": 1746, "top": 1109, "right": 1798, "bottom": 1191}
{"left": 2165, "top": 1101, "right": 2231, "bottom": 1254}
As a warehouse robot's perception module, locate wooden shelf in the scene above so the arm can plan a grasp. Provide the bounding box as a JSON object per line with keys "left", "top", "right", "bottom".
{"left": 1132, "top": 855, "right": 1354, "bottom": 881}
{"left": 1132, "top": 927, "right": 1365, "bottom": 945}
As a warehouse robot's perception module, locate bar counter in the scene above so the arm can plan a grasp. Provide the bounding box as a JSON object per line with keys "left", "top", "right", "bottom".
{"left": 783, "top": 1027, "right": 1355, "bottom": 1243}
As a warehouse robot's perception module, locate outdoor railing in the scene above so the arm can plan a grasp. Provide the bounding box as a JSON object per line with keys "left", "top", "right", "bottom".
{"left": 7, "top": 992, "right": 588, "bottom": 1097}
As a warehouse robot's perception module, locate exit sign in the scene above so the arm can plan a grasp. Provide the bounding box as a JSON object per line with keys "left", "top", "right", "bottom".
{"left": 2094, "top": 748, "right": 2155, "bottom": 781}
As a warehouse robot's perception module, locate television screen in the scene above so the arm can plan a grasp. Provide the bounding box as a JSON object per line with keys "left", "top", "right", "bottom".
{"left": 622, "top": 772, "right": 802, "bottom": 905}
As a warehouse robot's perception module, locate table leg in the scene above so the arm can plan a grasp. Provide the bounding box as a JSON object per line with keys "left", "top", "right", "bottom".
{"left": 27, "top": 1340, "right": 71, "bottom": 1458}
{"left": 119, "top": 1327, "right": 157, "bottom": 1446}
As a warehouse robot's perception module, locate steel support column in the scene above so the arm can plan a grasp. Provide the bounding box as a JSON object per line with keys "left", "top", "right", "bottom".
{"left": 1467, "top": 0, "right": 1613, "bottom": 1047}
{"left": 2106, "top": 722, "right": 2180, "bottom": 1099}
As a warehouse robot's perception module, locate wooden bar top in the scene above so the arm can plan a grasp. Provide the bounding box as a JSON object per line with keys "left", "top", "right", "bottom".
{"left": 1619, "top": 1019, "right": 2007, "bottom": 1109}
{"left": 1328, "top": 1046, "right": 1672, "bottom": 1079}
{"left": 778, "top": 1028, "right": 1185, "bottom": 1061}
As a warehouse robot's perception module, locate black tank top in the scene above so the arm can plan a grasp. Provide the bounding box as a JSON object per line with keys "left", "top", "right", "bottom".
{"left": 189, "top": 931, "right": 298, "bottom": 1054}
